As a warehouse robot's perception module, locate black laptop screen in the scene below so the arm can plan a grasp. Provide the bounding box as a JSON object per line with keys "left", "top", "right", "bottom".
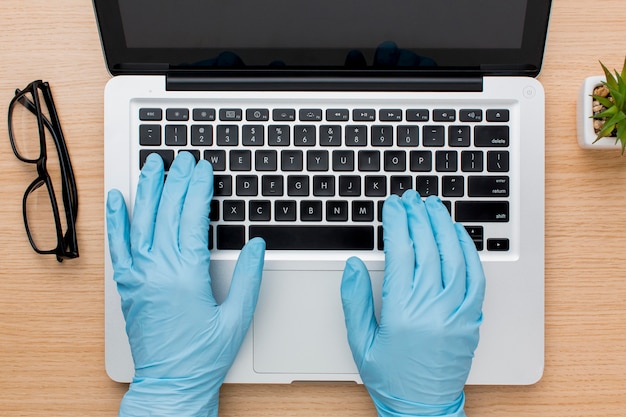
{"left": 93, "top": 0, "right": 551, "bottom": 75}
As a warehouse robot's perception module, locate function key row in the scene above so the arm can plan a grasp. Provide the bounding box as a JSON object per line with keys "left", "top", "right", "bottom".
{"left": 139, "top": 108, "right": 510, "bottom": 123}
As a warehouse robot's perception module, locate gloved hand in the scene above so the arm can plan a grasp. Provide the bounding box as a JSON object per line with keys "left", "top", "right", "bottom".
{"left": 106, "top": 152, "right": 265, "bottom": 417}
{"left": 340, "top": 190, "right": 485, "bottom": 417}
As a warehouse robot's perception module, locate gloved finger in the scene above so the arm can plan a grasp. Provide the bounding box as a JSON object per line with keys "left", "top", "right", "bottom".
{"left": 180, "top": 159, "right": 214, "bottom": 255}
{"left": 106, "top": 189, "right": 132, "bottom": 274}
{"left": 340, "top": 256, "right": 378, "bottom": 369}
{"left": 381, "top": 194, "right": 414, "bottom": 305}
{"left": 153, "top": 152, "right": 196, "bottom": 252}
{"left": 424, "top": 196, "right": 466, "bottom": 307}
{"left": 454, "top": 223, "right": 486, "bottom": 320}
{"left": 130, "top": 153, "right": 164, "bottom": 255}
{"left": 401, "top": 190, "right": 442, "bottom": 298}
{"left": 220, "top": 237, "right": 266, "bottom": 336}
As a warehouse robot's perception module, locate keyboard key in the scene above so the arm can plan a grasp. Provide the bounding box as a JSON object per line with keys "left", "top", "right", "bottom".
{"left": 448, "top": 126, "right": 471, "bottom": 147}
{"left": 365, "top": 176, "right": 387, "bottom": 197}
{"left": 371, "top": 126, "right": 394, "bottom": 146}
{"left": 214, "top": 175, "right": 232, "bottom": 196}
{"left": 353, "top": 109, "right": 376, "bottom": 121}
{"left": 191, "top": 125, "right": 212, "bottom": 146}
{"left": 140, "top": 149, "right": 174, "bottom": 170}
{"left": 475, "top": 126, "right": 509, "bottom": 147}
{"left": 464, "top": 226, "right": 484, "bottom": 251}
{"left": 204, "top": 150, "right": 226, "bottom": 171}
{"left": 139, "top": 108, "right": 162, "bottom": 121}
{"left": 459, "top": 109, "right": 483, "bottom": 122}
{"left": 326, "top": 109, "right": 349, "bottom": 121}
{"left": 352, "top": 201, "right": 374, "bottom": 222}
{"left": 442, "top": 176, "right": 464, "bottom": 197}
{"left": 275, "top": 200, "right": 297, "bottom": 221}
{"left": 307, "top": 150, "right": 329, "bottom": 171}
{"left": 193, "top": 108, "right": 216, "bottom": 121}
{"left": 287, "top": 175, "right": 309, "bottom": 196}
{"left": 249, "top": 226, "right": 374, "bottom": 250}
{"left": 166, "top": 108, "right": 189, "bottom": 121}
{"left": 261, "top": 175, "right": 284, "bottom": 196}
{"left": 273, "top": 108, "right": 296, "bottom": 121}
{"left": 339, "top": 176, "right": 361, "bottom": 196}
{"left": 384, "top": 151, "right": 406, "bottom": 172}
{"left": 294, "top": 126, "right": 316, "bottom": 146}
{"left": 436, "top": 151, "right": 458, "bottom": 172}
{"left": 487, "top": 151, "right": 510, "bottom": 172}
{"left": 409, "top": 151, "right": 432, "bottom": 172}
{"left": 299, "top": 108, "right": 322, "bottom": 121}
{"left": 397, "top": 126, "right": 419, "bottom": 147}
{"left": 139, "top": 125, "right": 161, "bottom": 146}
{"left": 216, "top": 225, "right": 245, "bottom": 249}
{"left": 281, "top": 150, "right": 303, "bottom": 171}
{"left": 219, "top": 108, "right": 242, "bottom": 121}
{"left": 165, "top": 125, "right": 187, "bottom": 146}
{"left": 268, "top": 125, "right": 290, "bottom": 146}
{"left": 468, "top": 176, "right": 509, "bottom": 197}
{"left": 406, "top": 109, "right": 429, "bottom": 121}
{"left": 433, "top": 109, "right": 456, "bottom": 122}
{"left": 256, "top": 150, "right": 278, "bottom": 171}
{"left": 320, "top": 125, "right": 342, "bottom": 146}
{"left": 358, "top": 150, "right": 380, "bottom": 171}
{"left": 236, "top": 175, "right": 258, "bottom": 196}
{"left": 327, "top": 201, "right": 349, "bottom": 222}
{"left": 487, "top": 238, "right": 510, "bottom": 251}
{"left": 333, "top": 150, "right": 355, "bottom": 171}
{"left": 230, "top": 150, "right": 252, "bottom": 171}
{"left": 461, "top": 151, "right": 483, "bottom": 172}
{"left": 346, "top": 126, "right": 368, "bottom": 146}
{"left": 486, "top": 109, "right": 510, "bottom": 122}
{"left": 246, "top": 108, "right": 269, "bottom": 121}
{"left": 313, "top": 175, "right": 335, "bottom": 196}
{"left": 416, "top": 176, "right": 438, "bottom": 196}
{"left": 217, "top": 125, "right": 239, "bottom": 146}
{"left": 301, "top": 201, "right": 323, "bottom": 221}
{"left": 455, "top": 201, "right": 509, "bottom": 222}
{"left": 390, "top": 176, "right": 412, "bottom": 196}
{"left": 223, "top": 200, "right": 245, "bottom": 221}
{"left": 249, "top": 200, "right": 271, "bottom": 221}
{"left": 242, "top": 125, "right": 264, "bottom": 146}
{"left": 423, "top": 126, "right": 445, "bottom": 147}
{"left": 379, "top": 109, "right": 403, "bottom": 121}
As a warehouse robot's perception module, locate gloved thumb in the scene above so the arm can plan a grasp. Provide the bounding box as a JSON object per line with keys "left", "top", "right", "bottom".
{"left": 340, "top": 256, "right": 378, "bottom": 369}
{"left": 221, "top": 237, "right": 266, "bottom": 332}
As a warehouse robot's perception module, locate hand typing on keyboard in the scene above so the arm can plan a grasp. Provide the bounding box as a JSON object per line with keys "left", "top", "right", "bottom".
{"left": 106, "top": 152, "right": 265, "bottom": 417}
{"left": 340, "top": 190, "right": 486, "bottom": 417}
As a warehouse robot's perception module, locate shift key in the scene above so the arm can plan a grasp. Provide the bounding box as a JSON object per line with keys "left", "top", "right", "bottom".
{"left": 455, "top": 201, "right": 509, "bottom": 222}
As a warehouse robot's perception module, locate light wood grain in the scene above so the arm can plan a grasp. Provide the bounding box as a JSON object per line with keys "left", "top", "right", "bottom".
{"left": 1, "top": 0, "right": 626, "bottom": 415}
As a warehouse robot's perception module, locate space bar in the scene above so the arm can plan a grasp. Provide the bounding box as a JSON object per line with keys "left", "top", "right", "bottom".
{"left": 249, "top": 226, "right": 374, "bottom": 250}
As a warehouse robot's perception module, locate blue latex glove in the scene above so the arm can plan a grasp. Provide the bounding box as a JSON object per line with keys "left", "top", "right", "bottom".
{"left": 106, "top": 152, "right": 265, "bottom": 417}
{"left": 341, "top": 190, "right": 485, "bottom": 417}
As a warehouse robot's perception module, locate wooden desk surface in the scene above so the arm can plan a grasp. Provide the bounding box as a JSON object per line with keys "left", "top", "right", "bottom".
{"left": 1, "top": 0, "right": 626, "bottom": 415}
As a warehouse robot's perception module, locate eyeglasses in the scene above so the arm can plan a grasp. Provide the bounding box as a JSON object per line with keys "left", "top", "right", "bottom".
{"left": 7, "top": 80, "right": 79, "bottom": 262}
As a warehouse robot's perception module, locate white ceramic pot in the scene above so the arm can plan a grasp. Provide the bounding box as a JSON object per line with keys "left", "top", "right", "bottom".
{"left": 577, "top": 75, "right": 620, "bottom": 149}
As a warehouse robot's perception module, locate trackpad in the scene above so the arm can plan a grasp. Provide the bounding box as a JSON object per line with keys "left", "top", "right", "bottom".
{"left": 253, "top": 269, "right": 381, "bottom": 375}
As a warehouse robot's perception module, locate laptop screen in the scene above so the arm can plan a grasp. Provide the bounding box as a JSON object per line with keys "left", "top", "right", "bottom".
{"left": 94, "top": 0, "right": 551, "bottom": 75}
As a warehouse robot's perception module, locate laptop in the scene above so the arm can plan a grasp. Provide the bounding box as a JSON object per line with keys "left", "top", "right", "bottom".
{"left": 95, "top": 0, "right": 550, "bottom": 385}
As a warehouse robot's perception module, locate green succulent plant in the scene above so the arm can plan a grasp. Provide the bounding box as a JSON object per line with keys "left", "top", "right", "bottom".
{"left": 592, "top": 57, "right": 626, "bottom": 154}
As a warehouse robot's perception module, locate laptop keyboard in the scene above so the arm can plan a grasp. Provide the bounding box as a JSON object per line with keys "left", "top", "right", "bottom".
{"left": 137, "top": 104, "right": 511, "bottom": 253}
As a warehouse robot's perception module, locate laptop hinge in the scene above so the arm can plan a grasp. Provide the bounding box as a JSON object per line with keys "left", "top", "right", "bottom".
{"left": 166, "top": 75, "right": 484, "bottom": 92}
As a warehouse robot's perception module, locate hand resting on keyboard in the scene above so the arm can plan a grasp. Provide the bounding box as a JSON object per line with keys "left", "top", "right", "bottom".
{"left": 106, "top": 152, "right": 265, "bottom": 417}
{"left": 340, "top": 190, "right": 486, "bottom": 417}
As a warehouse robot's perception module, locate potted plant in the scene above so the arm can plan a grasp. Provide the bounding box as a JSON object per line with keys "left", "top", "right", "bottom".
{"left": 577, "top": 57, "right": 626, "bottom": 153}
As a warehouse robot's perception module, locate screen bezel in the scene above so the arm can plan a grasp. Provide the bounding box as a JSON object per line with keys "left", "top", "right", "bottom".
{"left": 92, "top": 0, "right": 552, "bottom": 77}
